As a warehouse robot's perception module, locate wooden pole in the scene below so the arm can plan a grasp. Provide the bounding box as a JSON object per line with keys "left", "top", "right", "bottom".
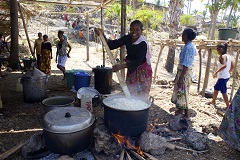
{"left": 100, "top": 5, "right": 105, "bottom": 66}
{"left": 202, "top": 48, "right": 212, "bottom": 96}
{"left": 18, "top": 2, "right": 34, "bottom": 55}
{"left": 230, "top": 49, "right": 240, "bottom": 101}
{"left": 120, "top": 0, "right": 126, "bottom": 78}
{"left": 153, "top": 44, "right": 164, "bottom": 84}
{"left": 197, "top": 49, "right": 202, "bottom": 92}
{"left": 86, "top": 13, "right": 90, "bottom": 61}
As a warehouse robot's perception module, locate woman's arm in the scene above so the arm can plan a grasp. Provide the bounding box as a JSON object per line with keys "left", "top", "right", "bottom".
{"left": 213, "top": 55, "right": 227, "bottom": 78}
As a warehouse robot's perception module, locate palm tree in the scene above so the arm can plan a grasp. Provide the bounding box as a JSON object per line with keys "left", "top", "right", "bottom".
{"left": 206, "top": 0, "right": 225, "bottom": 39}
{"left": 165, "top": 0, "right": 184, "bottom": 73}
{"left": 225, "top": 0, "right": 240, "bottom": 28}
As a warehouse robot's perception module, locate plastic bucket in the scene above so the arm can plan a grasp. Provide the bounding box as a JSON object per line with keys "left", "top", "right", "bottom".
{"left": 65, "top": 69, "right": 84, "bottom": 88}
{"left": 74, "top": 72, "right": 91, "bottom": 91}
{"left": 22, "top": 58, "right": 36, "bottom": 71}
{"left": 92, "top": 66, "right": 112, "bottom": 94}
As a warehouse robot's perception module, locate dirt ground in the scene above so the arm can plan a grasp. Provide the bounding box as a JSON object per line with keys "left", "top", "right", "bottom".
{"left": 0, "top": 18, "right": 240, "bottom": 159}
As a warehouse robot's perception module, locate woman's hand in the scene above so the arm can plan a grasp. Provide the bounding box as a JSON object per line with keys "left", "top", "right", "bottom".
{"left": 112, "top": 64, "right": 127, "bottom": 72}
{"left": 213, "top": 72, "right": 217, "bottom": 78}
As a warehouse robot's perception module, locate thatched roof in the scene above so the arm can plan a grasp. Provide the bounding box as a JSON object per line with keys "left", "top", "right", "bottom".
{"left": 0, "top": 0, "right": 11, "bottom": 35}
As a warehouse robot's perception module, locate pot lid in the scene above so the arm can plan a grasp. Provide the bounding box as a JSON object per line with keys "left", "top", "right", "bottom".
{"left": 77, "top": 87, "right": 100, "bottom": 99}
{"left": 22, "top": 67, "right": 47, "bottom": 79}
{"left": 92, "top": 65, "right": 112, "bottom": 72}
{"left": 42, "top": 107, "right": 95, "bottom": 133}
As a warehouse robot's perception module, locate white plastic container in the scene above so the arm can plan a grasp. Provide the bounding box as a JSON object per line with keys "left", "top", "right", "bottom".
{"left": 81, "top": 95, "right": 92, "bottom": 112}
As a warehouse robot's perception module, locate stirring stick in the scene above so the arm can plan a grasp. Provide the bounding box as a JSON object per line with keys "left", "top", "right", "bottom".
{"left": 98, "top": 32, "right": 131, "bottom": 98}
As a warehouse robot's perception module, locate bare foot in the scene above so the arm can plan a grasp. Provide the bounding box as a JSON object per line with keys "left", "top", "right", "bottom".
{"left": 206, "top": 101, "right": 216, "bottom": 106}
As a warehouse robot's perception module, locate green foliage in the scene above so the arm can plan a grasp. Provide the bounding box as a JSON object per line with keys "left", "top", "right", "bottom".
{"left": 67, "top": 7, "right": 75, "bottom": 13}
{"left": 180, "top": 14, "right": 196, "bottom": 26}
{"left": 216, "top": 23, "right": 226, "bottom": 29}
{"left": 133, "top": 7, "right": 163, "bottom": 30}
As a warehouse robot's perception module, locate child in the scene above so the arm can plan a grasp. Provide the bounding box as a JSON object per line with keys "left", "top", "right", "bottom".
{"left": 208, "top": 43, "right": 234, "bottom": 108}
{"left": 41, "top": 34, "right": 52, "bottom": 74}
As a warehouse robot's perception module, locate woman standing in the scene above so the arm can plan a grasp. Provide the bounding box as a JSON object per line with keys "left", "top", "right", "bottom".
{"left": 56, "top": 30, "right": 71, "bottom": 80}
{"left": 41, "top": 34, "right": 52, "bottom": 74}
{"left": 171, "top": 28, "right": 197, "bottom": 119}
{"left": 95, "top": 20, "right": 152, "bottom": 99}
{"left": 207, "top": 43, "right": 234, "bottom": 108}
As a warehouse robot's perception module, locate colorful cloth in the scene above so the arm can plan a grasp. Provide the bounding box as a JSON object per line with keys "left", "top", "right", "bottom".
{"left": 126, "top": 61, "right": 152, "bottom": 99}
{"left": 40, "top": 49, "right": 51, "bottom": 74}
{"left": 218, "top": 88, "right": 240, "bottom": 151}
{"left": 56, "top": 40, "right": 68, "bottom": 56}
{"left": 171, "top": 64, "right": 193, "bottom": 109}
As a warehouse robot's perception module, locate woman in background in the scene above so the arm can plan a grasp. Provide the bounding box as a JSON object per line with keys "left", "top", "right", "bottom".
{"left": 171, "top": 28, "right": 197, "bottom": 119}
{"left": 41, "top": 34, "right": 52, "bottom": 74}
{"left": 56, "top": 30, "right": 71, "bottom": 80}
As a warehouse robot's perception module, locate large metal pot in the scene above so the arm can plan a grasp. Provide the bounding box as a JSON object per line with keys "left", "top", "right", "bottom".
{"left": 21, "top": 67, "right": 48, "bottom": 103}
{"left": 103, "top": 95, "right": 153, "bottom": 137}
{"left": 42, "top": 107, "right": 95, "bottom": 154}
{"left": 42, "top": 96, "right": 75, "bottom": 114}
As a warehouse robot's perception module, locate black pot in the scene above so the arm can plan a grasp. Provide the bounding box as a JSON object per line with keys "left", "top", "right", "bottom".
{"left": 103, "top": 95, "right": 153, "bottom": 137}
{"left": 42, "top": 107, "right": 95, "bottom": 154}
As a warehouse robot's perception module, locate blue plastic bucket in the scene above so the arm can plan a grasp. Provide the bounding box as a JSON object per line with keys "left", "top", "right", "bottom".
{"left": 74, "top": 72, "right": 91, "bottom": 91}
{"left": 65, "top": 69, "right": 84, "bottom": 88}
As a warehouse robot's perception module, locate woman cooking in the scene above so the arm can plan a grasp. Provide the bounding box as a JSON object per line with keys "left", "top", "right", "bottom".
{"left": 94, "top": 20, "right": 152, "bottom": 99}
{"left": 171, "top": 28, "right": 197, "bottom": 120}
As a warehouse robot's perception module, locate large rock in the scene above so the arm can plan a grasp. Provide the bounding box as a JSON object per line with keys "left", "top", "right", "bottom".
{"left": 139, "top": 131, "right": 167, "bottom": 155}
{"left": 184, "top": 131, "right": 209, "bottom": 151}
{"left": 93, "top": 125, "right": 121, "bottom": 156}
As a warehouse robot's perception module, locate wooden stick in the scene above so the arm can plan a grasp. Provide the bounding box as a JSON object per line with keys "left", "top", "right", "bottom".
{"left": 125, "top": 151, "right": 132, "bottom": 160}
{"left": 175, "top": 145, "right": 208, "bottom": 153}
{"left": 129, "top": 150, "right": 146, "bottom": 160}
{"left": 143, "top": 152, "right": 158, "bottom": 160}
{"left": 119, "top": 148, "right": 125, "bottom": 160}
{"left": 167, "top": 137, "right": 182, "bottom": 142}
{"left": 98, "top": 32, "right": 131, "bottom": 98}
{"left": 0, "top": 142, "right": 24, "bottom": 160}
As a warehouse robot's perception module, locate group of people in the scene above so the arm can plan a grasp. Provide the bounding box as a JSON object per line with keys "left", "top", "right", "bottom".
{"left": 95, "top": 20, "right": 239, "bottom": 152}
{"left": 33, "top": 31, "right": 71, "bottom": 77}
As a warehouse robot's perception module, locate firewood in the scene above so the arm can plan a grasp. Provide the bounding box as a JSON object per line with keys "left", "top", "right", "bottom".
{"left": 119, "top": 148, "right": 125, "bottom": 160}
{"left": 167, "top": 137, "right": 182, "bottom": 142}
{"left": 164, "top": 142, "right": 176, "bottom": 150}
{"left": 129, "top": 150, "right": 146, "bottom": 160}
{"left": 143, "top": 152, "right": 158, "bottom": 160}
{"left": 175, "top": 145, "right": 208, "bottom": 153}
{"left": 125, "top": 151, "right": 132, "bottom": 160}
{"left": 0, "top": 142, "right": 24, "bottom": 160}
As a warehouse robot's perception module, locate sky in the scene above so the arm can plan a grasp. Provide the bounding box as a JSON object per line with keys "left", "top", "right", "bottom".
{"left": 146, "top": 0, "right": 208, "bottom": 14}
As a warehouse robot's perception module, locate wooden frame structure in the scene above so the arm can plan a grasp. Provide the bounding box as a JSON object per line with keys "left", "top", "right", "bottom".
{"left": 154, "top": 38, "right": 240, "bottom": 100}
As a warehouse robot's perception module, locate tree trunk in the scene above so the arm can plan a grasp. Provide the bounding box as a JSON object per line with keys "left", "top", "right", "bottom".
{"left": 165, "top": 0, "right": 184, "bottom": 73}
{"left": 226, "top": 3, "right": 234, "bottom": 28}
{"left": 9, "top": 0, "right": 19, "bottom": 70}
{"left": 210, "top": 11, "right": 218, "bottom": 40}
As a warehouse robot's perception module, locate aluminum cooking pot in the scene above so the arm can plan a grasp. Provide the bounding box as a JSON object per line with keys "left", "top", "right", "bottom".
{"left": 103, "top": 95, "right": 153, "bottom": 137}
{"left": 42, "top": 107, "right": 95, "bottom": 154}
{"left": 42, "top": 96, "right": 75, "bottom": 114}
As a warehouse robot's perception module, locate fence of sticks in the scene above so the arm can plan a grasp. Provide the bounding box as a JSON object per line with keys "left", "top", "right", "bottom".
{"left": 154, "top": 38, "right": 240, "bottom": 101}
